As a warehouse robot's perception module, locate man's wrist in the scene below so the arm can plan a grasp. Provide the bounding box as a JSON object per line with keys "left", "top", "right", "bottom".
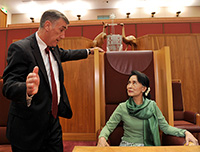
{"left": 86, "top": 48, "right": 91, "bottom": 55}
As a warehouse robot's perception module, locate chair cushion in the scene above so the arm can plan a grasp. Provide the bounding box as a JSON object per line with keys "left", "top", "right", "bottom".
{"left": 108, "top": 126, "right": 124, "bottom": 146}
{"left": 106, "top": 104, "right": 123, "bottom": 126}
{"left": 106, "top": 104, "right": 118, "bottom": 121}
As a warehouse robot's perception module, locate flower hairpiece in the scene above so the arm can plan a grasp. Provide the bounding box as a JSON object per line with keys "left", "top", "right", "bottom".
{"left": 145, "top": 87, "right": 151, "bottom": 96}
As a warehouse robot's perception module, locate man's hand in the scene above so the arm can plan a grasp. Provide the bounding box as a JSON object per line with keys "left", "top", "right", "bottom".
{"left": 89, "top": 47, "right": 104, "bottom": 55}
{"left": 26, "top": 66, "right": 40, "bottom": 96}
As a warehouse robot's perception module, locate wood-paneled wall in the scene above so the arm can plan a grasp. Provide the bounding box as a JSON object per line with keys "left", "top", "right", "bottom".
{"left": 58, "top": 37, "right": 96, "bottom": 140}
{"left": 0, "top": 10, "right": 7, "bottom": 28}
{"left": 136, "top": 34, "right": 200, "bottom": 114}
{"left": 1, "top": 17, "right": 200, "bottom": 76}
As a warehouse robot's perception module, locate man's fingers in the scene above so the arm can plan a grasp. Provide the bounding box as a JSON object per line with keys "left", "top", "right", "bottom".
{"left": 33, "top": 66, "right": 39, "bottom": 74}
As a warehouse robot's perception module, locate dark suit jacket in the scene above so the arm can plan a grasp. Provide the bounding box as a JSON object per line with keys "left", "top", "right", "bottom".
{"left": 2, "top": 33, "right": 88, "bottom": 150}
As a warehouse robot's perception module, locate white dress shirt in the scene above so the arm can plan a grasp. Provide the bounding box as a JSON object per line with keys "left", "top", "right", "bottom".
{"left": 35, "top": 32, "right": 61, "bottom": 105}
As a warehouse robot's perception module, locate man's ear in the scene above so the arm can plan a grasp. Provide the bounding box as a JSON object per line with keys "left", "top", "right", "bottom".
{"left": 44, "top": 20, "right": 51, "bottom": 32}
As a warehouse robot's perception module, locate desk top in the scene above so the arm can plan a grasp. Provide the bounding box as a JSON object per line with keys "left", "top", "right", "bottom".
{"left": 72, "top": 146, "right": 200, "bottom": 152}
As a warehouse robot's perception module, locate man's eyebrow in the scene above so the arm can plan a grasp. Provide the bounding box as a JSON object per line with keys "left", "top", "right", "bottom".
{"left": 62, "top": 26, "right": 67, "bottom": 29}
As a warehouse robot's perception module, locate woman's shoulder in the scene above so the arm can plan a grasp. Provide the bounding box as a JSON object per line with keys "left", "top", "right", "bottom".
{"left": 146, "top": 98, "right": 157, "bottom": 107}
{"left": 116, "top": 101, "right": 128, "bottom": 110}
{"left": 119, "top": 100, "right": 128, "bottom": 106}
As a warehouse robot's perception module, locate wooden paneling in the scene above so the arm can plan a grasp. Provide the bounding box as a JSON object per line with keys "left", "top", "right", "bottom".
{"left": 61, "top": 56, "right": 95, "bottom": 136}
{"left": 58, "top": 37, "right": 93, "bottom": 49}
{"left": 137, "top": 34, "right": 200, "bottom": 114}
{"left": 0, "top": 10, "right": 7, "bottom": 28}
{"left": 58, "top": 37, "right": 96, "bottom": 140}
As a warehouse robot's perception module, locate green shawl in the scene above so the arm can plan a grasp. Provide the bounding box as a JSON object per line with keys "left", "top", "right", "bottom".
{"left": 126, "top": 97, "right": 161, "bottom": 146}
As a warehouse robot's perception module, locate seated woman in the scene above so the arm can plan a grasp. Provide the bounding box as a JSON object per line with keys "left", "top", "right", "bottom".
{"left": 97, "top": 70, "right": 199, "bottom": 146}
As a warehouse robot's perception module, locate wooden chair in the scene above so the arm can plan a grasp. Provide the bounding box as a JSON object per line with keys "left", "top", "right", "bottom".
{"left": 94, "top": 48, "right": 186, "bottom": 146}
{"left": 172, "top": 79, "right": 200, "bottom": 133}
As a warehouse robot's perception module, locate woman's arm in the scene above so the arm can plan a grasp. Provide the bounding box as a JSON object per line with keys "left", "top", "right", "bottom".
{"left": 155, "top": 104, "right": 199, "bottom": 145}
{"left": 97, "top": 104, "right": 123, "bottom": 146}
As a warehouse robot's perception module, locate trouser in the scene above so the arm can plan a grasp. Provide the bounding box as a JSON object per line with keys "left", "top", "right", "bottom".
{"left": 11, "top": 114, "right": 63, "bottom": 152}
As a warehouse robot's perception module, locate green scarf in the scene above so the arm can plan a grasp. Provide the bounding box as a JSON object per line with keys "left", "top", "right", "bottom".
{"left": 126, "top": 97, "right": 161, "bottom": 146}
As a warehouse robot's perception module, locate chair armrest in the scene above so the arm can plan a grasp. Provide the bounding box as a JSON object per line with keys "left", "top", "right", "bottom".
{"left": 162, "top": 133, "right": 185, "bottom": 146}
{"left": 184, "top": 111, "right": 197, "bottom": 124}
{"left": 196, "top": 114, "right": 200, "bottom": 126}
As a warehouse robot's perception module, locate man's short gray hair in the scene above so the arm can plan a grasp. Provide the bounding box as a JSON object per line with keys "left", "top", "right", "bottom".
{"left": 40, "top": 10, "right": 69, "bottom": 28}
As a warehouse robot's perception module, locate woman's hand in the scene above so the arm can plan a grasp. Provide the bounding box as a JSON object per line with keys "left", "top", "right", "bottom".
{"left": 97, "top": 137, "right": 110, "bottom": 147}
{"left": 185, "top": 131, "right": 199, "bottom": 145}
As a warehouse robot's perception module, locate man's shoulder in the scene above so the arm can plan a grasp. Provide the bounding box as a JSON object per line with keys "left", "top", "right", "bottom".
{"left": 11, "top": 34, "right": 35, "bottom": 48}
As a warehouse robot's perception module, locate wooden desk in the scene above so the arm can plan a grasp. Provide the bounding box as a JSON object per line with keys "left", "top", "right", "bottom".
{"left": 72, "top": 146, "right": 200, "bottom": 152}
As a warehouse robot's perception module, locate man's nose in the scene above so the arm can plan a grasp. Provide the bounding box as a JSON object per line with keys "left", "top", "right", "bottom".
{"left": 60, "top": 32, "right": 65, "bottom": 39}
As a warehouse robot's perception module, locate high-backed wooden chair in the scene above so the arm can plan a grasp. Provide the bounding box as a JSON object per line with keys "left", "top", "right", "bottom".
{"left": 0, "top": 79, "right": 12, "bottom": 151}
{"left": 94, "top": 48, "right": 186, "bottom": 146}
{"left": 103, "top": 51, "right": 155, "bottom": 146}
{"left": 172, "top": 79, "right": 200, "bottom": 133}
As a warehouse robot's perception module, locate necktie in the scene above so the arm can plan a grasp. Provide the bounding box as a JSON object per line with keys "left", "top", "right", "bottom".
{"left": 45, "top": 47, "right": 58, "bottom": 118}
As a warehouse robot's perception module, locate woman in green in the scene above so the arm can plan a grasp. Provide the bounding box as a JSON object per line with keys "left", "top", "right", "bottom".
{"left": 97, "top": 70, "right": 198, "bottom": 146}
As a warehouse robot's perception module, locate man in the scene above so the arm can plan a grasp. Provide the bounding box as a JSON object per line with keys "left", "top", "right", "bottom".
{"left": 3, "top": 10, "right": 103, "bottom": 152}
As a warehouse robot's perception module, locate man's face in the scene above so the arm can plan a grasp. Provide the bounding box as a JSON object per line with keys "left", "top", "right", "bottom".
{"left": 46, "top": 18, "right": 67, "bottom": 47}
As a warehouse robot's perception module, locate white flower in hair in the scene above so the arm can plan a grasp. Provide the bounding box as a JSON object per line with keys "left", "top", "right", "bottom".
{"left": 145, "top": 87, "right": 151, "bottom": 96}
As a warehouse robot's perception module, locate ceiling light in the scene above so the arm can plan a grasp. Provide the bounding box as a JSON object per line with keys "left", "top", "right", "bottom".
{"left": 176, "top": 11, "right": 181, "bottom": 17}
{"left": 77, "top": 15, "right": 81, "bottom": 20}
{"left": 30, "top": 17, "right": 34, "bottom": 23}
{"left": 151, "top": 12, "right": 156, "bottom": 17}
{"left": 126, "top": 12, "right": 130, "bottom": 18}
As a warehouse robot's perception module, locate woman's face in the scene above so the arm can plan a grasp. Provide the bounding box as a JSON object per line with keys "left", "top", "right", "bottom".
{"left": 127, "top": 75, "right": 146, "bottom": 97}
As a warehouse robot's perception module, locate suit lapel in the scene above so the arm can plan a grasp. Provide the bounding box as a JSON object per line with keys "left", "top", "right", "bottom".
{"left": 30, "top": 34, "right": 50, "bottom": 87}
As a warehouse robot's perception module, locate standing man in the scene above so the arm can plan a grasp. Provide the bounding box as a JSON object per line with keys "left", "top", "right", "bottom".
{"left": 3, "top": 10, "right": 103, "bottom": 152}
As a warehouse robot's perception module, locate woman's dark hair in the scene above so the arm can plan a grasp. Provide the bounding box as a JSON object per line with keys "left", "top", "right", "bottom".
{"left": 40, "top": 10, "right": 69, "bottom": 28}
{"left": 129, "top": 70, "right": 151, "bottom": 99}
